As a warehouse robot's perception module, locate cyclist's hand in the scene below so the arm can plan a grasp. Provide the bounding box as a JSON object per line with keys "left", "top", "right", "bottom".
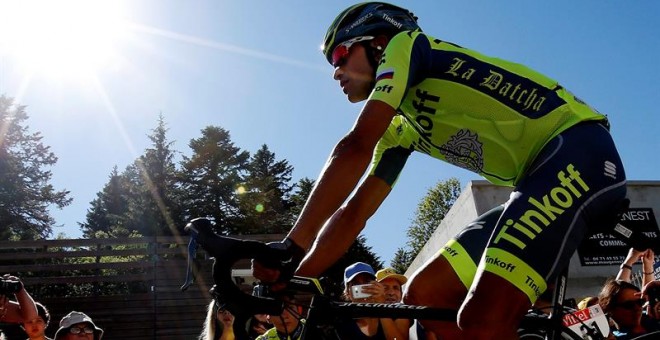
{"left": 251, "top": 238, "right": 305, "bottom": 289}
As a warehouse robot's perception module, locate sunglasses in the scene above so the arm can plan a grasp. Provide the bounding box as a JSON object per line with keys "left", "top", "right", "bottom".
{"left": 69, "top": 326, "right": 94, "bottom": 334}
{"left": 614, "top": 298, "right": 645, "bottom": 310}
{"left": 331, "top": 36, "right": 374, "bottom": 67}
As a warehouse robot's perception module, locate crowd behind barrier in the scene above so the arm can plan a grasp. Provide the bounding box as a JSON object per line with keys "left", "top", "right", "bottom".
{"left": 0, "top": 238, "right": 658, "bottom": 340}
{"left": 1, "top": 247, "right": 659, "bottom": 339}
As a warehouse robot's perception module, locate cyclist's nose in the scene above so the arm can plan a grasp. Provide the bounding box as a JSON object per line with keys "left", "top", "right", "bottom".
{"left": 333, "top": 67, "right": 343, "bottom": 80}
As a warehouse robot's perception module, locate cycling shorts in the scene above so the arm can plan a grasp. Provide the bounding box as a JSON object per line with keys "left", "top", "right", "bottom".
{"left": 439, "top": 122, "right": 627, "bottom": 303}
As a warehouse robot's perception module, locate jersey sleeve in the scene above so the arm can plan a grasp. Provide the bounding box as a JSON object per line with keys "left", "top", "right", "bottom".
{"left": 368, "top": 30, "right": 431, "bottom": 110}
{"left": 368, "top": 115, "right": 413, "bottom": 187}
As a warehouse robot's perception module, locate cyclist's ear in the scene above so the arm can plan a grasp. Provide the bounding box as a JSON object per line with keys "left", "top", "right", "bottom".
{"left": 370, "top": 35, "right": 390, "bottom": 50}
{"left": 369, "top": 35, "right": 390, "bottom": 62}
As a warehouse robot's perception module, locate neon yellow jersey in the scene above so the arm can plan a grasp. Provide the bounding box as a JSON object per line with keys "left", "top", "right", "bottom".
{"left": 255, "top": 327, "right": 303, "bottom": 340}
{"left": 368, "top": 31, "right": 607, "bottom": 186}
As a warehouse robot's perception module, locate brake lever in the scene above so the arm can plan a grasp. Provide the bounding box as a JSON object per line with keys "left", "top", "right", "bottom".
{"left": 180, "top": 232, "right": 199, "bottom": 291}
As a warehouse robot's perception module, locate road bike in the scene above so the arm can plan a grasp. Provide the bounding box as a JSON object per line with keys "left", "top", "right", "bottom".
{"left": 180, "top": 196, "right": 660, "bottom": 339}
{"left": 180, "top": 220, "right": 632, "bottom": 340}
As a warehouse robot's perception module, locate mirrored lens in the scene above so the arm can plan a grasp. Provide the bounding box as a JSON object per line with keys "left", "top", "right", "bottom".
{"left": 331, "top": 36, "right": 374, "bottom": 67}
{"left": 331, "top": 44, "right": 350, "bottom": 67}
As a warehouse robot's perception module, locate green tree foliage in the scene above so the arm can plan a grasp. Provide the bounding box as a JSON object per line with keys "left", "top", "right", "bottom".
{"left": 0, "top": 96, "right": 71, "bottom": 240}
{"left": 390, "top": 247, "right": 414, "bottom": 276}
{"left": 289, "top": 177, "right": 314, "bottom": 219}
{"left": 130, "top": 114, "right": 183, "bottom": 236}
{"left": 178, "top": 126, "right": 249, "bottom": 235}
{"left": 80, "top": 115, "right": 183, "bottom": 237}
{"left": 237, "top": 144, "right": 295, "bottom": 234}
{"left": 79, "top": 166, "right": 132, "bottom": 238}
{"left": 391, "top": 177, "right": 461, "bottom": 271}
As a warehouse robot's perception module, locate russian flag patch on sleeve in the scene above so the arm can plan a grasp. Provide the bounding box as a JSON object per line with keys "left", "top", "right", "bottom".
{"left": 376, "top": 68, "right": 394, "bottom": 81}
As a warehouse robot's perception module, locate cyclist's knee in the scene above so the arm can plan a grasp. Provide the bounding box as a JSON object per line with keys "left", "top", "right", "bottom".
{"left": 404, "top": 255, "right": 468, "bottom": 307}
{"left": 458, "top": 274, "right": 530, "bottom": 334}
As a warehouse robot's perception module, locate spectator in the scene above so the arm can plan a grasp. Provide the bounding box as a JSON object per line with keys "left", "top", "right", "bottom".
{"left": 577, "top": 296, "right": 600, "bottom": 310}
{"left": 375, "top": 268, "right": 407, "bottom": 304}
{"left": 255, "top": 293, "right": 305, "bottom": 340}
{"left": 617, "top": 248, "right": 655, "bottom": 288}
{"left": 246, "top": 314, "right": 271, "bottom": 339}
{"left": 0, "top": 275, "right": 38, "bottom": 325}
{"left": 53, "top": 312, "right": 102, "bottom": 340}
{"left": 642, "top": 280, "right": 660, "bottom": 323}
{"left": 598, "top": 279, "right": 660, "bottom": 339}
{"left": 199, "top": 299, "right": 235, "bottom": 340}
{"left": 22, "top": 302, "right": 51, "bottom": 340}
{"left": 335, "top": 262, "right": 407, "bottom": 340}
{"left": 375, "top": 268, "right": 413, "bottom": 339}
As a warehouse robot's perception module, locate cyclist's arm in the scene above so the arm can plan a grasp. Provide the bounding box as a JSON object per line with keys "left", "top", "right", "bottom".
{"left": 287, "top": 100, "right": 396, "bottom": 255}
{"left": 296, "top": 175, "right": 392, "bottom": 277}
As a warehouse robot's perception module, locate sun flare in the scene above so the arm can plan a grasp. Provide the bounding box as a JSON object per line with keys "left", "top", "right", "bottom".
{"left": 0, "top": 0, "right": 128, "bottom": 80}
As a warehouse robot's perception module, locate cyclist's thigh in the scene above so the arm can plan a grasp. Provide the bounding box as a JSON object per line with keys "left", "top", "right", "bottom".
{"left": 405, "top": 205, "right": 504, "bottom": 306}
{"left": 480, "top": 122, "right": 627, "bottom": 303}
{"left": 441, "top": 205, "right": 505, "bottom": 290}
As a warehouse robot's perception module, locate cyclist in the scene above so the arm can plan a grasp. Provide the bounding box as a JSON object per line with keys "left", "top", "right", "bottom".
{"left": 252, "top": 2, "right": 627, "bottom": 339}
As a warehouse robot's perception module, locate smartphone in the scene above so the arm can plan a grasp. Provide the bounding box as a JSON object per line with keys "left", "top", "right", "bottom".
{"left": 351, "top": 284, "right": 372, "bottom": 299}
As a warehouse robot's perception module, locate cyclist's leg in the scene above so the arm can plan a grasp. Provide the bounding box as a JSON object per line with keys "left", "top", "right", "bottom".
{"left": 458, "top": 122, "right": 627, "bottom": 339}
{"left": 404, "top": 205, "right": 504, "bottom": 340}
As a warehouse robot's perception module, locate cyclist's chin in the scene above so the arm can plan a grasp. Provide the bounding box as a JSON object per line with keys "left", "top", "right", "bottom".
{"left": 347, "top": 92, "right": 369, "bottom": 103}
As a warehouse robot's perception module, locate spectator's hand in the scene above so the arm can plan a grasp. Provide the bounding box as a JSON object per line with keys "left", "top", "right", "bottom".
{"left": 1, "top": 274, "right": 23, "bottom": 294}
{"left": 361, "top": 281, "right": 386, "bottom": 303}
{"left": 642, "top": 249, "right": 655, "bottom": 265}
{"left": 254, "top": 323, "right": 269, "bottom": 335}
{"left": 623, "top": 247, "right": 645, "bottom": 265}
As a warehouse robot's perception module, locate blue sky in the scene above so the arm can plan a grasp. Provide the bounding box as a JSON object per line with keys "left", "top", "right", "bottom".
{"left": 0, "top": 1, "right": 658, "bottom": 265}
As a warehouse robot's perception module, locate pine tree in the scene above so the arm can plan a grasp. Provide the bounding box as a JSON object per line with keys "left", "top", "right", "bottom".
{"left": 79, "top": 166, "right": 131, "bottom": 238}
{"left": 0, "top": 96, "right": 71, "bottom": 239}
{"left": 178, "top": 126, "right": 249, "bottom": 235}
{"left": 121, "top": 115, "right": 182, "bottom": 236}
{"left": 289, "top": 177, "right": 314, "bottom": 221}
{"left": 390, "top": 248, "right": 414, "bottom": 276}
{"left": 237, "top": 144, "right": 295, "bottom": 234}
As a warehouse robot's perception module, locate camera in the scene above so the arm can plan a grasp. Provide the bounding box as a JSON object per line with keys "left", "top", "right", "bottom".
{"left": 351, "top": 284, "right": 372, "bottom": 299}
{"left": 0, "top": 278, "right": 21, "bottom": 295}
